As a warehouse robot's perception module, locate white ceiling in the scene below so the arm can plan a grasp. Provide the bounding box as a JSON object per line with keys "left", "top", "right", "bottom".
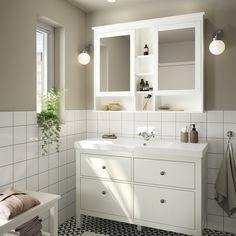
{"left": 67, "top": 0, "right": 157, "bottom": 13}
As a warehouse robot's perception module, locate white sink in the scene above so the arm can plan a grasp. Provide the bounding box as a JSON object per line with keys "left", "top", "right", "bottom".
{"left": 74, "top": 138, "right": 208, "bottom": 158}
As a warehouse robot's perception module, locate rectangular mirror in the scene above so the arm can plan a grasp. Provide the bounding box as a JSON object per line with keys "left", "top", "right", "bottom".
{"left": 100, "top": 35, "right": 131, "bottom": 92}
{"left": 158, "top": 28, "right": 195, "bottom": 91}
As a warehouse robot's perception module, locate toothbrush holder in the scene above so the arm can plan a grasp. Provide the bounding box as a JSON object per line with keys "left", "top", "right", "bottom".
{"left": 180, "top": 131, "right": 188, "bottom": 143}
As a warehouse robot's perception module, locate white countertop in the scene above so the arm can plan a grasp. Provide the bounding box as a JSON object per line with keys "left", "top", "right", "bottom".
{"left": 75, "top": 138, "right": 208, "bottom": 158}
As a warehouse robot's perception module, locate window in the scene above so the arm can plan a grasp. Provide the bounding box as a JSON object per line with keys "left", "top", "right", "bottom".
{"left": 36, "top": 23, "right": 54, "bottom": 112}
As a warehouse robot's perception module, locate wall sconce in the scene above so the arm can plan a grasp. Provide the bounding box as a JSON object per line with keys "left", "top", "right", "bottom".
{"left": 78, "top": 44, "right": 93, "bottom": 65}
{"left": 209, "top": 29, "right": 225, "bottom": 55}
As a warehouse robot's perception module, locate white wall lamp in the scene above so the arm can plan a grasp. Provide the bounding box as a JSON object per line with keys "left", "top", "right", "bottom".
{"left": 78, "top": 44, "right": 93, "bottom": 65}
{"left": 209, "top": 29, "right": 225, "bottom": 55}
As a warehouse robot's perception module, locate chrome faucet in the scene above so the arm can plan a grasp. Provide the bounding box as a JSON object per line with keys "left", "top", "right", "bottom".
{"left": 138, "top": 130, "right": 155, "bottom": 141}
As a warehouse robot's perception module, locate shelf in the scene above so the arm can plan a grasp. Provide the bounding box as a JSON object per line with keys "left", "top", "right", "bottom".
{"left": 159, "top": 61, "right": 195, "bottom": 67}
{"left": 137, "top": 55, "right": 154, "bottom": 59}
{"left": 136, "top": 91, "right": 153, "bottom": 94}
{"left": 136, "top": 72, "right": 154, "bottom": 77}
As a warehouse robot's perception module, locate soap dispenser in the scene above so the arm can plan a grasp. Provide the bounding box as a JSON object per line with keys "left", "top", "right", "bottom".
{"left": 190, "top": 124, "right": 198, "bottom": 143}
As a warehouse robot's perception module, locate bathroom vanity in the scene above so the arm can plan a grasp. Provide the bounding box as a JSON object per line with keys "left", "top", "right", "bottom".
{"left": 75, "top": 138, "right": 208, "bottom": 236}
{"left": 93, "top": 12, "right": 204, "bottom": 112}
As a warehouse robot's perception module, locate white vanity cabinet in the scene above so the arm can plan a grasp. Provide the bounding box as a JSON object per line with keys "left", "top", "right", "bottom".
{"left": 75, "top": 139, "right": 208, "bottom": 236}
{"left": 93, "top": 12, "right": 204, "bottom": 112}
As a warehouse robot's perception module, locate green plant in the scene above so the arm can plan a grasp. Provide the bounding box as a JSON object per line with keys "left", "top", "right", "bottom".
{"left": 37, "top": 89, "right": 62, "bottom": 155}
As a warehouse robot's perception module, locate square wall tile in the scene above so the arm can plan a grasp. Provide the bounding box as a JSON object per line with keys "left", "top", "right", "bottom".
{"left": 59, "top": 151, "right": 67, "bottom": 166}
{"left": 67, "top": 163, "right": 75, "bottom": 177}
{"left": 87, "top": 120, "right": 97, "bottom": 133}
{"left": 14, "top": 179, "right": 26, "bottom": 190}
{"left": 208, "top": 199, "right": 223, "bottom": 216}
{"left": 208, "top": 184, "right": 216, "bottom": 199}
{"left": 14, "top": 144, "right": 26, "bottom": 163}
{"left": 110, "top": 121, "right": 122, "bottom": 134}
{"left": 14, "top": 126, "right": 26, "bottom": 144}
{"left": 59, "top": 165, "right": 67, "bottom": 181}
{"left": 191, "top": 112, "right": 206, "bottom": 123}
{"left": 134, "top": 121, "right": 148, "bottom": 135}
{"left": 224, "top": 111, "right": 236, "bottom": 123}
{"left": 207, "top": 111, "right": 223, "bottom": 123}
{"left": 86, "top": 110, "right": 97, "bottom": 120}
{"left": 208, "top": 169, "right": 219, "bottom": 184}
{"left": 207, "top": 123, "right": 223, "bottom": 138}
{"left": 0, "top": 112, "right": 13, "bottom": 127}
{"left": 207, "top": 138, "right": 224, "bottom": 154}
{"left": 39, "top": 172, "right": 49, "bottom": 190}
{"left": 224, "top": 217, "right": 236, "bottom": 233}
{"left": 148, "top": 122, "right": 161, "bottom": 136}
{"left": 66, "top": 110, "right": 75, "bottom": 122}
{"left": 207, "top": 215, "right": 223, "bottom": 231}
{"left": 176, "top": 112, "right": 191, "bottom": 122}
{"left": 147, "top": 112, "right": 161, "bottom": 122}
{"left": 208, "top": 153, "right": 223, "bottom": 169}
{"left": 0, "top": 146, "right": 13, "bottom": 167}
{"left": 49, "top": 168, "right": 59, "bottom": 185}
{"left": 110, "top": 112, "right": 122, "bottom": 121}
{"left": 14, "top": 161, "right": 27, "bottom": 181}
{"left": 49, "top": 182, "right": 59, "bottom": 194}
{"left": 39, "top": 155, "right": 49, "bottom": 173}
{"left": 59, "top": 179, "right": 67, "bottom": 195}
{"left": 49, "top": 153, "right": 59, "bottom": 169}
{"left": 27, "top": 159, "right": 38, "bottom": 177}
{"left": 0, "top": 127, "right": 13, "bottom": 147}
{"left": 27, "top": 125, "right": 38, "bottom": 142}
{"left": 0, "top": 165, "right": 13, "bottom": 186}
{"left": 122, "top": 121, "right": 134, "bottom": 136}
{"left": 26, "top": 111, "right": 37, "bottom": 125}
{"left": 122, "top": 112, "right": 134, "bottom": 121}
{"left": 27, "top": 175, "right": 38, "bottom": 191}
{"left": 224, "top": 123, "right": 236, "bottom": 138}
{"left": 13, "top": 112, "right": 26, "bottom": 126}
{"left": 67, "top": 122, "right": 75, "bottom": 135}
{"left": 134, "top": 112, "right": 147, "bottom": 122}
{"left": 162, "top": 122, "right": 176, "bottom": 137}
{"left": 98, "top": 120, "right": 109, "bottom": 133}
{"left": 27, "top": 142, "right": 38, "bottom": 159}
{"left": 161, "top": 112, "right": 175, "bottom": 122}
{"left": 97, "top": 112, "right": 109, "bottom": 121}
{"left": 67, "top": 149, "right": 75, "bottom": 163}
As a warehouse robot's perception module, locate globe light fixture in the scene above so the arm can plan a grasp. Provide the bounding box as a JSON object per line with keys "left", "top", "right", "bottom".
{"left": 209, "top": 30, "right": 225, "bottom": 55}
{"left": 78, "top": 44, "right": 93, "bottom": 65}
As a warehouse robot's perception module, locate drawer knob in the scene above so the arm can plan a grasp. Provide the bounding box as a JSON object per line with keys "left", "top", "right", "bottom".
{"left": 160, "top": 171, "right": 166, "bottom": 176}
{"left": 102, "top": 165, "right": 106, "bottom": 169}
{"left": 160, "top": 199, "right": 166, "bottom": 204}
{"left": 102, "top": 190, "right": 106, "bottom": 195}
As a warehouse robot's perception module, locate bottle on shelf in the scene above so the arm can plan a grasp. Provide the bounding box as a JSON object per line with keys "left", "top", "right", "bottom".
{"left": 143, "top": 44, "right": 149, "bottom": 55}
{"left": 139, "top": 79, "right": 145, "bottom": 91}
{"left": 190, "top": 124, "right": 198, "bottom": 143}
{"left": 144, "top": 81, "right": 149, "bottom": 91}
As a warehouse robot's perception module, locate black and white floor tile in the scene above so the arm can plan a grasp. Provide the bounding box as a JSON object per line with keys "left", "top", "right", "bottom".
{"left": 58, "top": 216, "right": 234, "bottom": 236}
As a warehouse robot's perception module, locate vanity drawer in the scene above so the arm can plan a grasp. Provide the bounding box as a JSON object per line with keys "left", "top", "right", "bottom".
{"left": 81, "top": 178, "right": 132, "bottom": 217}
{"left": 134, "top": 185, "right": 195, "bottom": 229}
{"left": 134, "top": 158, "right": 195, "bottom": 188}
{"left": 81, "top": 154, "right": 132, "bottom": 181}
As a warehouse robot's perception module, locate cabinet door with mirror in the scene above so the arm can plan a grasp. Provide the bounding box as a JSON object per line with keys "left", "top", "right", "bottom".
{"left": 156, "top": 22, "right": 202, "bottom": 95}
{"left": 94, "top": 30, "right": 135, "bottom": 97}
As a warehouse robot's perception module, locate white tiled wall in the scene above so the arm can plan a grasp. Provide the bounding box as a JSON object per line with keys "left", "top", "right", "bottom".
{"left": 1, "top": 109, "right": 236, "bottom": 233}
{"left": 0, "top": 110, "right": 86, "bottom": 230}
{"left": 86, "top": 110, "right": 236, "bottom": 234}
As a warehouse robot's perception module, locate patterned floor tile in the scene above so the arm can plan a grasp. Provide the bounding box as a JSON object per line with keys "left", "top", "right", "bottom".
{"left": 58, "top": 216, "right": 234, "bottom": 236}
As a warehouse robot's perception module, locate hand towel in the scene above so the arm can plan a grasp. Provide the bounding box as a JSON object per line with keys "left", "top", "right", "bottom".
{"left": 215, "top": 142, "right": 236, "bottom": 216}
{"left": 0, "top": 187, "right": 40, "bottom": 220}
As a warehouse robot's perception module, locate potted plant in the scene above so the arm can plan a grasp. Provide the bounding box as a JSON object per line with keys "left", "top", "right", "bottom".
{"left": 37, "top": 89, "right": 62, "bottom": 155}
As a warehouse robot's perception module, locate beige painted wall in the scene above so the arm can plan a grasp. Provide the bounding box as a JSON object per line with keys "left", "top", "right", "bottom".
{"left": 85, "top": 0, "right": 236, "bottom": 110}
{"left": 0, "top": 0, "right": 86, "bottom": 111}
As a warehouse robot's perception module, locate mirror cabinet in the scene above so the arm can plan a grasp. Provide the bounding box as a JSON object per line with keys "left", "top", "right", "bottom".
{"left": 93, "top": 12, "right": 204, "bottom": 112}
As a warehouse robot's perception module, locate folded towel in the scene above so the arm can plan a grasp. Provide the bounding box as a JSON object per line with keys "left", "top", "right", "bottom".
{"left": 16, "top": 218, "right": 42, "bottom": 236}
{"left": 3, "top": 232, "right": 20, "bottom": 236}
{"left": 0, "top": 187, "right": 40, "bottom": 220}
{"left": 215, "top": 142, "right": 236, "bottom": 216}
